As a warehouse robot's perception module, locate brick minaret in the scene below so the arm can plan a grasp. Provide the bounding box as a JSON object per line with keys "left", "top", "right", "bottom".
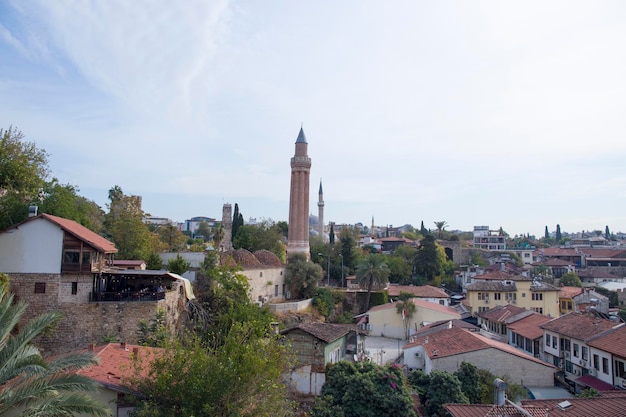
{"left": 317, "top": 180, "right": 324, "bottom": 241}
{"left": 287, "top": 127, "right": 311, "bottom": 259}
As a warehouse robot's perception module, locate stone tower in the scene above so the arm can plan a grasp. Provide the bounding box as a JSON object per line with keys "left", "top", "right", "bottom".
{"left": 317, "top": 179, "right": 324, "bottom": 241}
{"left": 287, "top": 127, "right": 311, "bottom": 259}
{"left": 221, "top": 203, "right": 233, "bottom": 251}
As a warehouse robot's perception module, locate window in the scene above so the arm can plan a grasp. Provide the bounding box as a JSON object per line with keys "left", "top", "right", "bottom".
{"left": 552, "top": 336, "right": 558, "bottom": 349}
{"left": 34, "top": 282, "right": 46, "bottom": 294}
{"left": 593, "top": 354, "right": 600, "bottom": 370}
{"left": 567, "top": 301, "right": 572, "bottom": 310}
{"left": 603, "top": 357, "right": 609, "bottom": 374}
{"left": 532, "top": 293, "right": 543, "bottom": 301}
{"left": 82, "top": 251, "right": 91, "bottom": 264}
{"left": 573, "top": 343, "right": 579, "bottom": 358}
{"left": 71, "top": 282, "right": 78, "bottom": 295}
{"left": 546, "top": 334, "right": 551, "bottom": 347}
{"left": 494, "top": 293, "right": 501, "bottom": 300}
{"left": 63, "top": 251, "right": 80, "bottom": 264}
{"left": 505, "top": 292, "right": 517, "bottom": 301}
{"left": 478, "top": 306, "right": 489, "bottom": 313}
{"left": 274, "top": 285, "right": 278, "bottom": 297}
{"left": 561, "top": 301, "right": 566, "bottom": 309}
{"left": 439, "top": 300, "right": 445, "bottom": 305}
{"left": 565, "top": 360, "right": 573, "bottom": 373}
{"left": 478, "top": 292, "right": 486, "bottom": 300}
{"left": 522, "top": 292, "right": 526, "bottom": 297}
{"left": 532, "top": 307, "right": 543, "bottom": 314}
{"left": 616, "top": 360, "right": 626, "bottom": 378}
{"left": 582, "top": 346, "right": 588, "bottom": 361}
{"left": 524, "top": 253, "right": 530, "bottom": 258}
{"left": 259, "top": 272, "right": 263, "bottom": 277}
{"left": 282, "top": 284, "right": 286, "bottom": 295}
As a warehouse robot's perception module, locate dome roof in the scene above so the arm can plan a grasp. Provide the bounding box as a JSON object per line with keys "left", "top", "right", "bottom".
{"left": 253, "top": 250, "right": 283, "bottom": 267}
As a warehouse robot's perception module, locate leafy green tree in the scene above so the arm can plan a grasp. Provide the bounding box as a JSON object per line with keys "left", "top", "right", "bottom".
{"left": 594, "top": 286, "right": 619, "bottom": 308}
{"left": 386, "top": 254, "right": 412, "bottom": 284}
{"left": 0, "top": 285, "right": 109, "bottom": 417}
{"left": 146, "top": 253, "right": 163, "bottom": 270}
{"left": 618, "top": 308, "right": 626, "bottom": 323}
{"left": 231, "top": 203, "right": 244, "bottom": 243}
{"left": 196, "top": 220, "right": 212, "bottom": 241}
{"left": 313, "top": 287, "right": 335, "bottom": 319}
{"left": 559, "top": 272, "right": 582, "bottom": 287}
{"left": 338, "top": 227, "right": 358, "bottom": 273}
{"left": 454, "top": 362, "right": 481, "bottom": 404}
{"left": 167, "top": 254, "right": 190, "bottom": 275}
{"left": 233, "top": 220, "right": 286, "bottom": 261}
{"left": 476, "top": 369, "right": 528, "bottom": 404}
{"left": 577, "top": 387, "right": 600, "bottom": 398}
{"left": 312, "top": 361, "right": 417, "bottom": 417}
{"left": 356, "top": 253, "right": 390, "bottom": 312}
{"left": 104, "top": 186, "right": 153, "bottom": 259}
{"left": 150, "top": 223, "right": 187, "bottom": 252}
{"left": 284, "top": 253, "right": 323, "bottom": 299}
{"left": 129, "top": 324, "right": 293, "bottom": 417}
{"left": 423, "top": 370, "right": 468, "bottom": 416}
{"left": 414, "top": 234, "right": 443, "bottom": 280}
{"left": 137, "top": 309, "right": 170, "bottom": 347}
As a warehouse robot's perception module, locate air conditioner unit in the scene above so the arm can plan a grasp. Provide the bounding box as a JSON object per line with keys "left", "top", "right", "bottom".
{"left": 263, "top": 296, "right": 269, "bottom": 303}
{"left": 588, "top": 368, "right": 597, "bottom": 376}
{"left": 285, "top": 290, "right": 291, "bottom": 299}
{"left": 564, "top": 351, "right": 570, "bottom": 358}
{"left": 579, "top": 360, "right": 586, "bottom": 366}
{"left": 485, "top": 299, "right": 490, "bottom": 303}
{"left": 256, "top": 301, "right": 263, "bottom": 307}
{"left": 511, "top": 300, "right": 517, "bottom": 304}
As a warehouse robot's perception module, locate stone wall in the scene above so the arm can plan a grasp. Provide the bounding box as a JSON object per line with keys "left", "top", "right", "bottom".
{"left": 9, "top": 273, "right": 188, "bottom": 355}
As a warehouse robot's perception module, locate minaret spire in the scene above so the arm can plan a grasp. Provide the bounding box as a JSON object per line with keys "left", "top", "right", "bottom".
{"left": 318, "top": 179, "right": 325, "bottom": 241}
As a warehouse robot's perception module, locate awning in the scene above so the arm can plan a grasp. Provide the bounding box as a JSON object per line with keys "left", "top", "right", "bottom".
{"left": 575, "top": 374, "right": 615, "bottom": 391}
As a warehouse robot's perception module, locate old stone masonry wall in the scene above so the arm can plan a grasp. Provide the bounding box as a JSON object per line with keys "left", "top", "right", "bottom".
{"left": 9, "top": 273, "right": 186, "bottom": 355}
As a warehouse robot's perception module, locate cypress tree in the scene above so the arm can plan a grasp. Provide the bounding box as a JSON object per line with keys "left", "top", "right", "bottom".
{"left": 555, "top": 224, "right": 562, "bottom": 243}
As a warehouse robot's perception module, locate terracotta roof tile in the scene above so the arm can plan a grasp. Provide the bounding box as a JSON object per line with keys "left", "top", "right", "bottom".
{"left": 405, "top": 327, "right": 554, "bottom": 368}
{"left": 76, "top": 343, "right": 162, "bottom": 392}
{"left": 540, "top": 311, "right": 621, "bottom": 341}
{"left": 507, "top": 313, "right": 553, "bottom": 340}
{"left": 41, "top": 214, "right": 117, "bottom": 253}
{"left": 588, "top": 325, "right": 626, "bottom": 358}
{"left": 559, "top": 286, "right": 583, "bottom": 298}
{"left": 521, "top": 391, "right": 626, "bottom": 417}
{"left": 368, "top": 298, "right": 461, "bottom": 317}
{"left": 445, "top": 404, "right": 548, "bottom": 417}
{"left": 476, "top": 304, "right": 527, "bottom": 322}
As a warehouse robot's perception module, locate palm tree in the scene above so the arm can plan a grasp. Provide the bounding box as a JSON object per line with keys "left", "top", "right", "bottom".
{"left": 0, "top": 281, "right": 108, "bottom": 417}
{"left": 396, "top": 292, "right": 417, "bottom": 340}
{"left": 356, "top": 254, "right": 390, "bottom": 312}
{"left": 433, "top": 221, "right": 448, "bottom": 239}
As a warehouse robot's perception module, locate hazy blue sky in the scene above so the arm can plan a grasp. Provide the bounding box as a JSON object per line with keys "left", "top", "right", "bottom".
{"left": 1, "top": 1, "right": 625, "bottom": 237}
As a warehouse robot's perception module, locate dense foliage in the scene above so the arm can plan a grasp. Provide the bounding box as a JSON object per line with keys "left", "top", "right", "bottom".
{"left": 311, "top": 361, "right": 417, "bottom": 417}
{"left": 356, "top": 253, "right": 390, "bottom": 312}
{"left": 284, "top": 253, "right": 323, "bottom": 299}
{"left": 0, "top": 278, "right": 108, "bottom": 417}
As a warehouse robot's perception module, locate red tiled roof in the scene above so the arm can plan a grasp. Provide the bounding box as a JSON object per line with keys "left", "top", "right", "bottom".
{"left": 538, "top": 258, "right": 574, "bottom": 267}
{"left": 404, "top": 327, "right": 554, "bottom": 368}
{"left": 559, "top": 286, "right": 583, "bottom": 299}
{"left": 77, "top": 343, "right": 162, "bottom": 392}
{"left": 41, "top": 213, "right": 117, "bottom": 253}
{"left": 578, "top": 269, "right": 620, "bottom": 279}
{"left": 507, "top": 313, "right": 553, "bottom": 340}
{"left": 521, "top": 391, "right": 626, "bottom": 417}
{"left": 575, "top": 374, "right": 616, "bottom": 391}
{"left": 368, "top": 298, "right": 460, "bottom": 317}
{"left": 476, "top": 304, "right": 527, "bottom": 323}
{"left": 537, "top": 248, "right": 579, "bottom": 257}
{"left": 540, "top": 311, "right": 621, "bottom": 341}
{"left": 387, "top": 284, "right": 448, "bottom": 298}
{"left": 473, "top": 271, "right": 516, "bottom": 280}
{"left": 445, "top": 404, "right": 548, "bottom": 417}
{"left": 577, "top": 248, "right": 626, "bottom": 258}
{"left": 588, "top": 325, "right": 626, "bottom": 358}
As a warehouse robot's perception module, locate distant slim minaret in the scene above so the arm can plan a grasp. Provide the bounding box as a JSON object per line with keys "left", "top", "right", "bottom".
{"left": 287, "top": 127, "right": 311, "bottom": 259}
{"left": 317, "top": 180, "right": 324, "bottom": 241}
{"left": 221, "top": 203, "right": 233, "bottom": 251}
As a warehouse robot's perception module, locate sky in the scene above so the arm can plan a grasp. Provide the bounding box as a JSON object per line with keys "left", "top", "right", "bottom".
{"left": 1, "top": 1, "right": 626, "bottom": 238}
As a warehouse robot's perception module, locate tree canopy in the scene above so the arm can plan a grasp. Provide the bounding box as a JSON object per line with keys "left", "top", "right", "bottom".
{"left": 559, "top": 272, "right": 582, "bottom": 287}
{"left": 284, "top": 253, "right": 323, "bottom": 299}
{"left": 311, "top": 361, "right": 417, "bottom": 417}
{"left": 356, "top": 253, "right": 390, "bottom": 312}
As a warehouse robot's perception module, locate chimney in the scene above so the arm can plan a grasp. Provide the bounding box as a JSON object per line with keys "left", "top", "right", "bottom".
{"left": 88, "top": 343, "right": 96, "bottom": 351}
{"left": 494, "top": 378, "right": 507, "bottom": 405}
{"left": 120, "top": 341, "right": 126, "bottom": 349}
